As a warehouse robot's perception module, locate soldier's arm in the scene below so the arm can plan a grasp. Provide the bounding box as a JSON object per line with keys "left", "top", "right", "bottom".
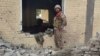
{"left": 61, "top": 15, "right": 67, "bottom": 28}
{"left": 63, "top": 15, "right": 67, "bottom": 26}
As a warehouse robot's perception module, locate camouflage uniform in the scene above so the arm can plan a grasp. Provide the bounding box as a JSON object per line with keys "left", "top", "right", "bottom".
{"left": 53, "top": 12, "right": 67, "bottom": 49}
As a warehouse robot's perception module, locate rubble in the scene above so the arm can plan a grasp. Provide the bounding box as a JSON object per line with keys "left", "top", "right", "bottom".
{"left": 0, "top": 37, "right": 58, "bottom": 56}
{"left": 0, "top": 32, "right": 100, "bottom": 56}
{"left": 52, "top": 32, "right": 100, "bottom": 56}
{"left": 71, "top": 32, "right": 100, "bottom": 56}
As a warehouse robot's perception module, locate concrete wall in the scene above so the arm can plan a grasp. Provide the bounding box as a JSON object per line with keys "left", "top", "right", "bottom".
{"left": 93, "top": 0, "right": 100, "bottom": 37}
{"left": 63, "top": 0, "right": 87, "bottom": 47}
{"left": 0, "top": 0, "right": 39, "bottom": 48}
{"left": 0, "top": 0, "right": 21, "bottom": 31}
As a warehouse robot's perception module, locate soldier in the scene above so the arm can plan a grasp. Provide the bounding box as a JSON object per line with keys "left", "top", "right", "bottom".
{"left": 53, "top": 4, "right": 67, "bottom": 49}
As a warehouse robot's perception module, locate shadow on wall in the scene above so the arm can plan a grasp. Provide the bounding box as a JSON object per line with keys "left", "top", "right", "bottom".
{"left": 85, "top": 0, "right": 95, "bottom": 43}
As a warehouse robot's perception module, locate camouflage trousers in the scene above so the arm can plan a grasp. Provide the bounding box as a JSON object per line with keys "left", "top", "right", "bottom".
{"left": 54, "top": 29, "right": 64, "bottom": 49}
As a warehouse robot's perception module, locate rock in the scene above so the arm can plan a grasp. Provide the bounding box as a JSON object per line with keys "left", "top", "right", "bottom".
{"left": 4, "top": 43, "right": 12, "bottom": 48}
{"left": 71, "top": 47, "right": 83, "bottom": 54}
{"left": 15, "top": 51, "right": 21, "bottom": 56}
{"left": 90, "top": 48, "right": 98, "bottom": 51}
{"left": 0, "top": 49, "right": 5, "bottom": 55}
{"left": 96, "top": 32, "right": 100, "bottom": 38}
{"left": 5, "top": 48, "right": 13, "bottom": 52}
{"left": 22, "top": 53, "right": 30, "bottom": 56}
{"left": 0, "top": 42, "right": 5, "bottom": 47}
{"left": 19, "top": 49, "right": 26, "bottom": 55}
{"left": 84, "top": 54, "right": 91, "bottom": 56}
{"left": 92, "top": 55, "right": 99, "bottom": 56}
{"left": 29, "top": 53, "right": 38, "bottom": 56}
{"left": 52, "top": 49, "right": 72, "bottom": 56}
{"left": 4, "top": 51, "right": 14, "bottom": 56}
{"left": 80, "top": 46, "right": 90, "bottom": 51}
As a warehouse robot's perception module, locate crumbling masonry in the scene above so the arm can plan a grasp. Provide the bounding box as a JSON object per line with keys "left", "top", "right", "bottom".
{"left": 0, "top": 0, "right": 100, "bottom": 48}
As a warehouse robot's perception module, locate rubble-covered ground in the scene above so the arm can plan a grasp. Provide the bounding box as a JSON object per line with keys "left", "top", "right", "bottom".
{"left": 0, "top": 37, "right": 57, "bottom": 56}
{"left": 0, "top": 32, "right": 100, "bottom": 56}
{"left": 71, "top": 32, "right": 100, "bottom": 56}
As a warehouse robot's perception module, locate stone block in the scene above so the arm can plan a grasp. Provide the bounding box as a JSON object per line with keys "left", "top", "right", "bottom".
{"left": 90, "top": 48, "right": 98, "bottom": 51}
{"left": 84, "top": 54, "right": 91, "bottom": 56}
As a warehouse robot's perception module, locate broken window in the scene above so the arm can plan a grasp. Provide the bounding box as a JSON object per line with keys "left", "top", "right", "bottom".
{"left": 36, "top": 9, "right": 49, "bottom": 23}
{"left": 22, "top": 0, "right": 62, "bottom": 34}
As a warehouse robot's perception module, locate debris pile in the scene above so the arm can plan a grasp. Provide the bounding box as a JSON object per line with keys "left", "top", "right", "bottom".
{"left": 71, "top": 32, "right": 100, "bottom": 56}
{"left": 0, "top": 31, "right": 100, "bottom": 56}
{"left": 0, "top": 36, "right": 57, "bottom": 56}
{"left": 52, "top": 32, "right": 100, "bottom": 56}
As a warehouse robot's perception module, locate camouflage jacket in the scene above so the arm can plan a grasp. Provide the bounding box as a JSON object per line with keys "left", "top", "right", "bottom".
{"left": 53, "top": 12, "right": 67, "bottom": 29}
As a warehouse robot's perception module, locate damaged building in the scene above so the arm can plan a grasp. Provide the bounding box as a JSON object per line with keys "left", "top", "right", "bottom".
{"left": 0, "top": 0, "right": 100, "bottom": 49}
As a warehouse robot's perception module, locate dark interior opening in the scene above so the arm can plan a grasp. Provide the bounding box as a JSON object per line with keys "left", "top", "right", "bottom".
{"left": 22, "top": 0, "right": 62, "bottom": 34}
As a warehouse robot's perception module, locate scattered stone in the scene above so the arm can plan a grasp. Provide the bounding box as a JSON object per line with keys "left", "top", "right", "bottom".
{"left": 71, "top": 32, "right": 100, "bottom": 56}
{"left": 0, "top": 32, "right": 100, "bottom": 56}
